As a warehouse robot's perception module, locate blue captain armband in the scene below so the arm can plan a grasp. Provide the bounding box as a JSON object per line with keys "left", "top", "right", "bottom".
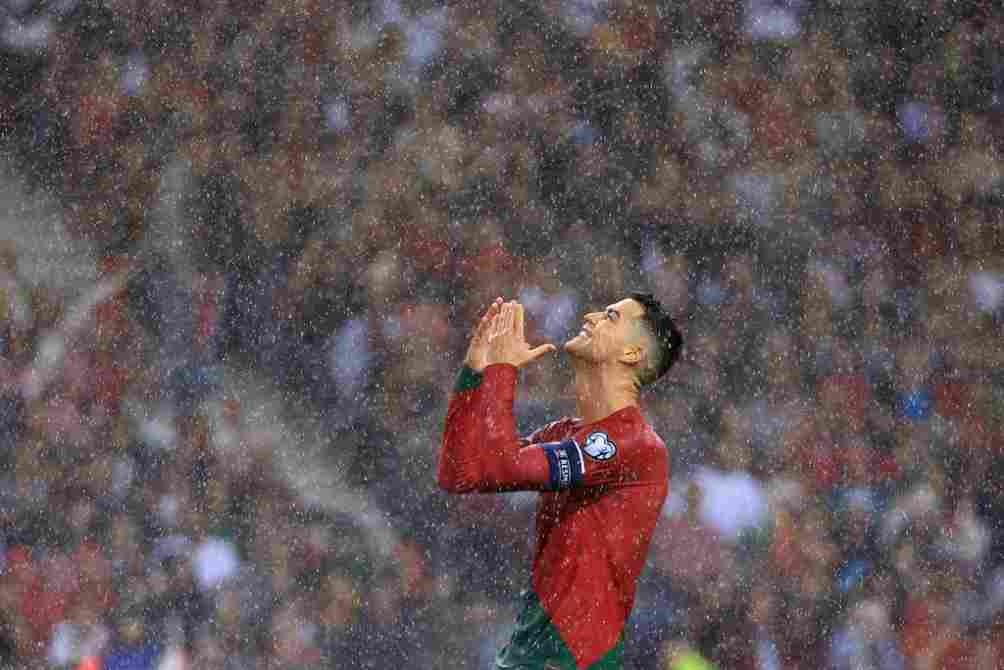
{"left": 541, "top": 439, "right": 585, "bottom": 490}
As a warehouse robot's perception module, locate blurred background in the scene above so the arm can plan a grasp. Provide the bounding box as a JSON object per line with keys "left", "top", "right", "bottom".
{"left": 1, "top": 0, "right": 1003, "bottom": 668}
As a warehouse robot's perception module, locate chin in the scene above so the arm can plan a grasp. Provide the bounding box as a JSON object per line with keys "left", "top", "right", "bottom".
{"left": 563, "top": 336, "right": 588, "bottom": 357}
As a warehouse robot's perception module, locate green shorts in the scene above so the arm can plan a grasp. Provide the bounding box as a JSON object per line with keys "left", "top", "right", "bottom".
{"left": 495, "top": 591, "right": 623, "bottom": 670}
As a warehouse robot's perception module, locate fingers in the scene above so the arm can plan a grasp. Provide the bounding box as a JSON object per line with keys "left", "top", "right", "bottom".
{"left": 476, "top": 298, "right": 501, "bottom": 339}
{"left": 475, "top": 299, "right": 503, "bottom": 338}
{"left": 489, "top": 301, "right": 509, "bottom": 340}
{"left": 485, "top": 300, "right": 538, "bottom": 351}
{"left": 527, "top": 343, "right": 557, "bottom": 363}
{"left": 476, "top": 297, "right": 557, "bottom": 368}
{"left": 499, "top": 301, "right": 515, "bottom": 336}
{"left": 482, "top": 298, "right": 503, "bottom": 326}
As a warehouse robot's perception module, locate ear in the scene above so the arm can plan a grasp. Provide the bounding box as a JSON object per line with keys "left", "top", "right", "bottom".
{"left": 619, "top": 345, "right": 644, "bottom": 366}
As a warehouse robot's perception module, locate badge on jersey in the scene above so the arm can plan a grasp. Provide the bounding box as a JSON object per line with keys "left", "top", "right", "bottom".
{"left": 583, "top": 432, "right": 617, "bottom": 460}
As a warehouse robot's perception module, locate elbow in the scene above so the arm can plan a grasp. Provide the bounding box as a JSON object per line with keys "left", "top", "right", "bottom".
{"left": 437, "top": 471, "right": 461, "bottom": 493}
{"left": 437, "top": 474, "right": 478, "bottom": 494}
{"left": 438, "top": 442, "right": 486, "bottom": 493}
{"left": 437, "top": 463, "right": 479, "bottom": 494}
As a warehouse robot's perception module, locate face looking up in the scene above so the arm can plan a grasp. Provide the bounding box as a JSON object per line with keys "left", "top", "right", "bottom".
{"left": 564, "top": 297, "right": 648, "bottom": 369}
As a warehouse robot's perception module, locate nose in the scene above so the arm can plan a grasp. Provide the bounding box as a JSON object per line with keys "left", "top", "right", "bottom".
{"left": 584, "top": 312, "right": 602, "bottom": 325}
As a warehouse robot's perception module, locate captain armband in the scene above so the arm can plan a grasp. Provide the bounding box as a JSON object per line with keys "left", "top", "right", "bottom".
{"left": 541, "top": 439, "right": 585, "bottom": 490}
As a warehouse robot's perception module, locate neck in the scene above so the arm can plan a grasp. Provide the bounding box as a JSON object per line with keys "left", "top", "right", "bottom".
{"left": 570, "top": 358, "right": 639, "bottom": 424}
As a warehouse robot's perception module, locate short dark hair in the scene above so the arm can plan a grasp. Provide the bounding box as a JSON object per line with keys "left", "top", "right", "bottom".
{"left": 630, "top": 291, "right": 684, "bottom": 387}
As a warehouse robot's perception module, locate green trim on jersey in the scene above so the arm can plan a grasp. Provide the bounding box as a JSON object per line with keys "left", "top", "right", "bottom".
{"left": 455, "top": 366, "right": 484, "bottom": 393}
{"left": 496, "top": 590, "right": 624, "bottom": 670}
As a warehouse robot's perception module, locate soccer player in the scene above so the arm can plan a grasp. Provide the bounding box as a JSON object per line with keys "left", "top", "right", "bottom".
{"left": 438, "top": 293, "right": 683, "bottom": 669}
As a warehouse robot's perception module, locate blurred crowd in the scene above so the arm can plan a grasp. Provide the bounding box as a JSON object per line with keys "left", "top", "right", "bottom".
{"left": 2, "top": 0, "right": 1004, "bottom": 667}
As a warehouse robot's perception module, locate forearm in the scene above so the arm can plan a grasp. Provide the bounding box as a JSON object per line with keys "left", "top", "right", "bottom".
{"left": 478, "top": 363, "right": 525, "bottom": 488}
{"left": 438, "top": 364, "right": 551, "bottom": 492}
{"left": 437, "top": 366, "right": 489, "bottom": 493}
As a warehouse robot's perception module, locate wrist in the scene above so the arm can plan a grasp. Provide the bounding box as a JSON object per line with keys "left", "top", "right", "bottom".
{"left": 481, "top": 363, "right": 518, "bottom": 403}
{"left": 463, "top": 356, "right": 486, "bottom": 373}
{"left": 485, "top": 353, "right": 519, "bottom": 369}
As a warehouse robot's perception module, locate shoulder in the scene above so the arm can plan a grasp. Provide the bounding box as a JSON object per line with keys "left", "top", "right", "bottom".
{"left": 576, "top": 420, "right": 659, "bottom": 460}
{"left": 523, "top": 417, "right": 581, "bottom": 444}
{"left": 638, "top": 422, "right": 667, "bottom": 452}
{"left": 575, "top": 419, "right": 669, "bottom": 483}
{"left": 594, "top": 409, "right": 665, "bottom": 451}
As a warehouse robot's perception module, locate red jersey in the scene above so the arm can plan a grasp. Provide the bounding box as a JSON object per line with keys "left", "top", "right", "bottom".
{"left": 438, "top": 364, "right": 670, "bottom": 669}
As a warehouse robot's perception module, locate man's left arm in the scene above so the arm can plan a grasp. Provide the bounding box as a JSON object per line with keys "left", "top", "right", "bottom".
{"left": 438, "top": 300, "right": 567, "bottom": 493}
{"left": 440, "top": 362, "right": 582, "bottom": 492}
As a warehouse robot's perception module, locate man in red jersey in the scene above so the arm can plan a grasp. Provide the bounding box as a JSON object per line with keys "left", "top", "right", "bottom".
{"left": 439, "top": 293, "right": 683, "bottom": 670}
